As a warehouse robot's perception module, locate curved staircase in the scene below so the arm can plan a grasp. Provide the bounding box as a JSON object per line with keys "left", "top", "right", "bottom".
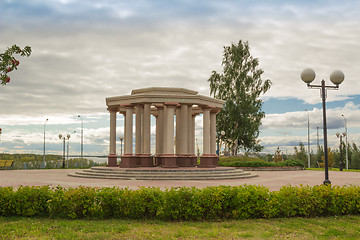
{"left": 68, "top": 166, "right": 258, "bottom": 181}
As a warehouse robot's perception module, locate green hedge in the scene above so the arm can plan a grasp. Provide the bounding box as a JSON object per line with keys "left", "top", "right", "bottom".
{"left": 0, "top": 185, "right": 359, "bottom": 220}
{"left": 218, "top": 159, "right": 304, "bottom": 168}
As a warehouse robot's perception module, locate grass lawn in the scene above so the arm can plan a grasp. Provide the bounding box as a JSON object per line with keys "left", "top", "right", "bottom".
{"left": 1, "top": 215, "right": 359, "bottom": 239}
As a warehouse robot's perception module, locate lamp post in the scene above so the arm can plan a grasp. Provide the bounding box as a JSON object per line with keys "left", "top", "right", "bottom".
{"left": 77, "top": 115, "right": 83, "bottom": 167}
{"left": 216, "top": 130, "right": 225, "bottom": 156}
{"left": 317, "top": 126, "right": 320, "bottom": 150}
{"left": 43, "top": 118, "right": 48, "bottom": 168}
{"left": 336, "top": 132, "right": 346, "bottom": 171}
{"left": 119, "top": 136, "right": 124, "bottom": 156}
{"left": 59, "top": 134, "right": 70, "bottom": 168}
{"left": 66, "top": 131, "right": 76, "bottom": 168}
{"left": 301, "top": 68, "right": 345, "bottom": 185}
{"left": 341, "top": 114, "right": 348, "bottom": 169}
{"left": 305, "top": 109, "right": 310, "bottom": 168}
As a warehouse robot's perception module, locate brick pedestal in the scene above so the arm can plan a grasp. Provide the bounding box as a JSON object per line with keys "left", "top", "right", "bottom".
{"left": 107, "top": 154, "right": 119, "bottom": 167}
{"left": 199, "top": 155, "right": 218, "bottom": 168}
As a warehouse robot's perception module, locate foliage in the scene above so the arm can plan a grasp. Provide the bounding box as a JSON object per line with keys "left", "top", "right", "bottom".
{"left": 218, "top": 158, "right": 303, "bottom": 168}
{"left": 0, "top": 154, "right": 100, "bottom": 169}
{"left": 350, "top": 143, "right": 360, "bottom": 169}
{"left": 2, "top": 184, "right": 357, "bottom": 220}
{"left": 0, "top": 45, "right": 31, "bottom": 85}
{"left": 320, "top": 148, "right": 335, "bottom": 168}
{"left": 208, "top": 40, "right": 271, "bottom": 153}
{"left": 294, "top": 142, "right": 307, "bottom": 166}
{"left": 314, "top": 145, "right": 324, "bottom": 167}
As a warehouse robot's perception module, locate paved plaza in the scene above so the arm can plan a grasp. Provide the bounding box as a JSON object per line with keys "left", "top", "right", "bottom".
{"left": 0, "top": 169, "right": 359, "bottom": 191}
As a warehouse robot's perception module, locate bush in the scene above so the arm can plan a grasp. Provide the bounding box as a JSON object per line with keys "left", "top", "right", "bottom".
{"left": 0, "top": 185, "right": 359, "bottom": 220}
{"left": 218, "top": 158, "right": 303, "bottom": 168}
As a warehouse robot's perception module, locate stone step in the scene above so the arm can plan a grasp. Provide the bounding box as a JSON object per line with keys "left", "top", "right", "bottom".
{"left": 68, "top": 172, "right": 258, "bottom": 181}
{"left": 72, "top": 170, "right": 250, "bottom": 178}
{"left": 89, "top": 166, "right": 239, "bottom": 173}
{"left": 82, "top": 168, "right": 245, "bottom": 176}
{"left": 68, "top": 167, "right": 258, "bottom": 181}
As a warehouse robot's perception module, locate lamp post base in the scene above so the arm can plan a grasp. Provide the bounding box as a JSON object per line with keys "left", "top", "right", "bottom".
{"left": 323, "top": 179, "right": 331, "bottom": 185}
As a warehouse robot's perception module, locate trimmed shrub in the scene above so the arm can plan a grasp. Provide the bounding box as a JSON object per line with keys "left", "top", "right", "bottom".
{"left": 0, "top": 185, "right": 359, "bottom": 220}
{"left": 218, "top": 158, "right": 303, "bottom": 168}
{"left": 0, "top": 186, "right": 52, "bottom": 217}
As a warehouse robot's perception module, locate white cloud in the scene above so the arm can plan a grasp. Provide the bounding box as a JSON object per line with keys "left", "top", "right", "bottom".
{"left": 2, "top": 0, "right": 360, "bottom": 155}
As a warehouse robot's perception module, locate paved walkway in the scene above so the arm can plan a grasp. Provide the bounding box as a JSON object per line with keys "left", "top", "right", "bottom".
{"left": 0, "top": 169, "right": 359, "bottom": 191}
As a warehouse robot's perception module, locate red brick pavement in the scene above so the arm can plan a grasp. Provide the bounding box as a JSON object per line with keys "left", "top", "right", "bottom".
{"left": 0, "top": 169, "right": 359, "bottom": 191}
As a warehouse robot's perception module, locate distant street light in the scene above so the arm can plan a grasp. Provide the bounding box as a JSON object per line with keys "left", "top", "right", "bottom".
{"left": 119, "top": 136, "right": 124, "bottom": 156}
{"left": 336, "top": 132, "right": 346, "bottom": 171}
{"left": 77, "top": 115, "right": 83, "bottom": 167}
{"left": 341, "top": 114, "right": 348, "bottom": 169}
{"left": 67, "top": 131, "right": 76, "bottom": 168}
{"left": 59, "top": 133, "right": 70, "bottom": 168}
{"left": 301, "top": 68, "right": 345, "bottom": 185}
{"left": 43, "top": 118, "right": 48, "bottom": 168}
{"left": 216, "top": 130, "right": 225, "bottom": 156}
{"left": 305, "top": 109, "right": 310, "bottom": 168}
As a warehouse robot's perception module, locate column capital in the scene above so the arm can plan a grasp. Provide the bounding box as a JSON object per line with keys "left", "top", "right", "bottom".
{"left": 199, "top": 105, "right": 212, "bottom": 110}
{"left": 178, "top": 103, "right": 193, "bottom": 107}
{"left": 164, "top": 102, "right": 179, "bottom": 107}
{"left": 122, "top": 104, "right": 134, "bottom": 109}
{"left": 154, "top": 103, "right": 164, "bottom": 109}
{"left": 210, "top": 107, "right": 221, "bottom": 114}
{"left": 107, "top": 106, "right": 119, "bottom": 112}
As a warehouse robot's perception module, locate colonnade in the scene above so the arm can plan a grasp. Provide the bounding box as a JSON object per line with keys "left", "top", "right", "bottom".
{"left": 107, "top": 102, "right": 220, "bottom": 168}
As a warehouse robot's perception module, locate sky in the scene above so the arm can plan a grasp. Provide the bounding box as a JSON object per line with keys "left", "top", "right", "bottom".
{"left": 1, "top": 0, "right": 360, "bottom": 157}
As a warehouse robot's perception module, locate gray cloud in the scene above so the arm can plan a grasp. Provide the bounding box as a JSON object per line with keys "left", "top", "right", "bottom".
{"left": 2, "top": 0, "right": 360, "bottom": 155}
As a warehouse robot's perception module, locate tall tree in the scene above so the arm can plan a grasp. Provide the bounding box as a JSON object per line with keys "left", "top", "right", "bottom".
{"left": 0, "top": 44, "right": 31, "bottom": 86}
{"left": 294, "top": 142, "right": 307, "bottom": 167}
{"left": 208, "top": 40, "right": 271, "bottom": 153}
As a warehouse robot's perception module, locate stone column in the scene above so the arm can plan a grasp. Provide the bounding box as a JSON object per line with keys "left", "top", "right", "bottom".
{"left": 124, "top": 105, "right": 134, "bottom": 155}
{"left": 188, "top": 111, "right": 197, "bottom": 166}
{"left": 177, "top": 104, "right": 192, "bottom": 167}
{"left": 163, "top": 102, "right": 178, "bottom": 167}
{"left": 202, "top": 106, "right": 211, "bottom": 155}
{"left": 140, "top": 103, "right": 153, "bottom": 166}
{"left": 135, "top": 104, "right": 142, "bottom": 155}
{"left": 143, "top": 103, "right": 151, "bottom": 155}
{"left": 120, "top": 104, "right": 138, "bottom": 168}
{"left": 155, "top": 105, "right": 164, "bottom": 166}
{"left": 210, "top": 110, "right": 217, "bottom": 155}
{"left": 154, "top": 114, "right": 160, "bottom": 154}
{"left": 107, "top": 107, "right": 118, "bottom": 167}
{"left": 175, "top": 107, "right": 180, "bottom": 155}
{"left": 187, "top": 105, "right": 193, "bottom": 154}
{"left": 190, "top": 114, "right": 196, "bottom": 155}
{"left": 179, "top": 104, "right": 188, "bottom": 155}
{"left": 200, "top": 106, "right": 217, "bottom": 168}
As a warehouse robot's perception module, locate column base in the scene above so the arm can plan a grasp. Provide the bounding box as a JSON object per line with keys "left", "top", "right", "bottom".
{"left": 155, "top": 155, "right": 163, "bottom": 166}
{"left": 177, "top": 155, "right": 197, "bottom": 167}
{"left": 107, "top": 154, "right": 119, "bottom": 167}
{"left": 140, "top": 155, "right": 155, "bottom": 167}
{"left": 199, "top": 155, "right": 219, "bottom": 168}
{"left": 120, "top": 155, "right": 140, "bottom": 168}
{"left": 162, "top": 155, "right": 178, "bottom": 168}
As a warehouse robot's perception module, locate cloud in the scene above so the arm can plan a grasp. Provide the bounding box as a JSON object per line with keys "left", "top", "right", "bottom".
{"left": 2, "top": 0, "right": 360, "bottom": 155}
{"left": 262, "top": 102, "right": 360, "bottom": 131}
